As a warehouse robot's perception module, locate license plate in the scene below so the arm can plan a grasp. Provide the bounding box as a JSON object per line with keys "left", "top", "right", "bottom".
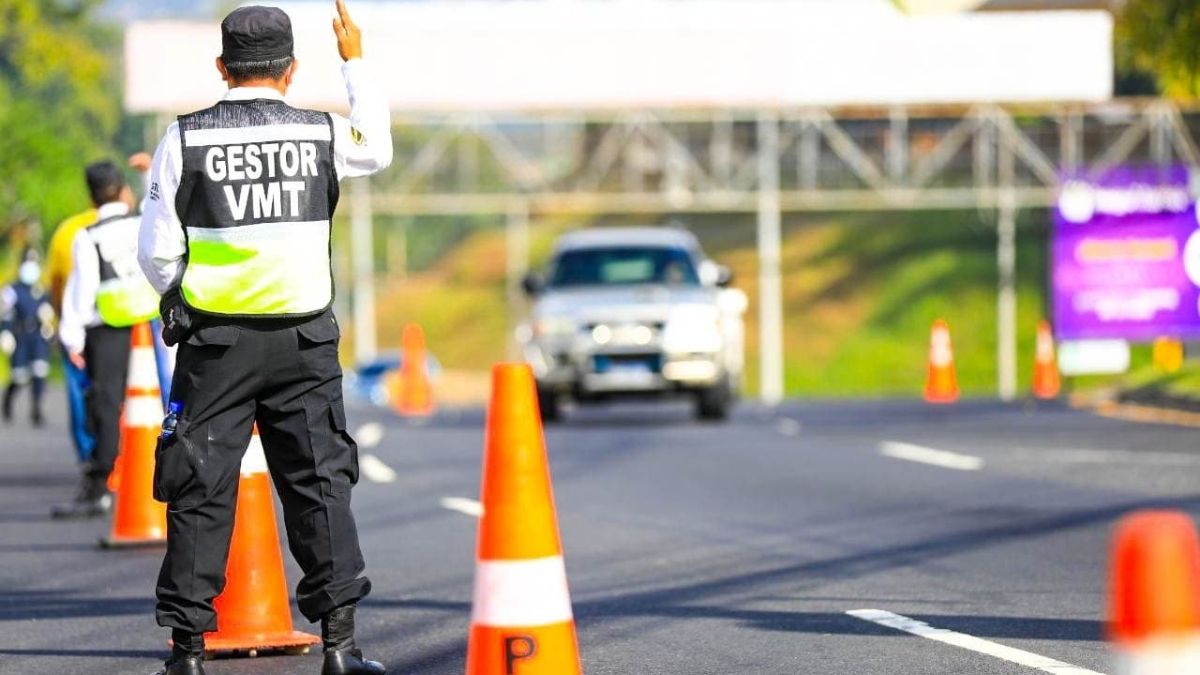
{"left": 594, "top": 356, "right": 658, "bottom": 374}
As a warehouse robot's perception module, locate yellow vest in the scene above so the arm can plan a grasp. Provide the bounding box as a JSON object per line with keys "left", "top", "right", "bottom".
{"left": 45, "top": 209, "right": 98, "bottom": 313}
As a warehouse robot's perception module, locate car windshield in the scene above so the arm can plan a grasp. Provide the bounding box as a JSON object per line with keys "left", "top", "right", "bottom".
{"left": 548, "top": 246, "right": 700, "bottom": 288}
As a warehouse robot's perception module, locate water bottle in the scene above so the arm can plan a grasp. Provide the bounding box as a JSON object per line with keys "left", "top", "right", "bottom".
{"left": 161, "top": 401, "right": 183, "bottom": 440}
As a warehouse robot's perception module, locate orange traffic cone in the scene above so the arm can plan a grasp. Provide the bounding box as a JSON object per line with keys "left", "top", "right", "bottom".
{"left": 391, "top": 323, "right": 434, "bottom": 417}
{"left": 100, "top": 322, "right": 167, "bottom": 548}
{"left": 1109, "top": 510, "right": 1200, "bottom": 673}
{"left": 204, "top": 427, "right": 320, "bottom": 657}
{"left": 1153, "top": 337, "right": 1185, "bottom": 374}
{"left": 924, "top": 319, "right": 959, "bottom": 404}
{"left": 1032, "top": 320, "right": 1061, "bottom": 400}
{"left": 465, "top": 364, "right": 582, "bottom": 675}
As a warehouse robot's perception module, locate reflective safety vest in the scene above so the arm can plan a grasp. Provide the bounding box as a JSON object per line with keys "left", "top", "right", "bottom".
{"left": 87, "top": 214, "right": 161, "bottom": 328}
{"left": 176, "top": 100, "right": 340, "bottom": 318}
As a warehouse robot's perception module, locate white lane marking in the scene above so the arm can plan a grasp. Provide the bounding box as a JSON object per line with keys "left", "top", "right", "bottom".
{"left": 441, "top": 497, "right": 484, "bottom": 518}
{"left": 777, "top": 418, "right": 802, "bottom": 437}
{"left": 880, "top": 441, "right": 983, "bottom": 471}
{"left": 847, "top": 609, "right": 1106, "bottom": 675}
{"left": 359, "top": 453, "right": 397, "bottom": 484}
{"left": 1014, "top": 448, "right": 1200, "bottom": 466}
{"left": 356, "top": 422, "right": 385, "bottom": 449}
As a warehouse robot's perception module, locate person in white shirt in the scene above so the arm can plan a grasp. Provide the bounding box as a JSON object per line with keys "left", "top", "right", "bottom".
{"left": 54, "top": 161, "right": 159, "bottom": 520}
{"left": 137, "top": 3, "right": 390, "bottom": 675}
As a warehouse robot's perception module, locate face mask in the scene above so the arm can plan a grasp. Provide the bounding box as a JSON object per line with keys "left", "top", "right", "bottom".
{"left": 18, "top": 261, "right": 40, "bottom": 286}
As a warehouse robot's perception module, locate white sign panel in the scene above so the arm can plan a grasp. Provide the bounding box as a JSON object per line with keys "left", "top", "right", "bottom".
{"left": 1058, "top": 339, "right": 1132, "bottom": 376}
{"left": 125, "top": 1, "right": 1113, "bottom": 113}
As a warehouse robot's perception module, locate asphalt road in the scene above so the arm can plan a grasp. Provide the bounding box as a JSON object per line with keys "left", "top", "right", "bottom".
{"left": 1, "top": 392, "right": 1198, "bottom": 675}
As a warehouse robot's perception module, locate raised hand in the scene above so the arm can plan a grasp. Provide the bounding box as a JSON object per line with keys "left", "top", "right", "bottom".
{"left": 333, "top": 0, "right": 362, "bottom": 62}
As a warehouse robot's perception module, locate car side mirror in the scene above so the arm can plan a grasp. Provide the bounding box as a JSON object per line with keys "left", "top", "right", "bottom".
{"left": 716, "top": 265, "right": 733, "bottom": 288}
{"left": 521, "top": 272, "right": 544, "bottom": 297}
{"left": 699, "top": 260, "right": 733, "bottom": 288}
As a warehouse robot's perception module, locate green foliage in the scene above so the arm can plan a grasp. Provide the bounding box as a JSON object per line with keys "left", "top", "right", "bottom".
{"left": 0, "top": 0, "right": 120, "bottom": 253}
{"left": 1116, "top": 0, "right": 1200, "bottom": 98}
{"left": 374, "top": 210, "right": 1056, "bottom": 398}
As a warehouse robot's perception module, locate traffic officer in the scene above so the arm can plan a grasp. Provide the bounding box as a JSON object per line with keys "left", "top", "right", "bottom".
{"left": 137, "top": 3, "right": 391, "bottom": 674}
{"left": 46, "top": 153, "right": 151, "bottom": 463}
{"left": 54, "top": 161, "right": 161, "bottom": 518}
{"left": 1, "top": 250, "right": 54, "bottom": 427}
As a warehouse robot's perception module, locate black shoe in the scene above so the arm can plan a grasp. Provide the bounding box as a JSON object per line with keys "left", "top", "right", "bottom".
{"left": 322, "top": 649, "right": 386, "bottom": 675}
{"left": 31, "top": 408, "right": 44, "bottom": 428}
{"left": 321, "top": 604, "right": 386, "bottom": 675}
{"left": 154, "top": 632, "right": 206, "bottom": 675}
{"left": 51, "top": 474, "right": 112, "bottom": 520}
{"left": 50, "top": 492, "right": 112, "bottom": 519}
{"left": 153, "top": 655, "right": 206, "bottom": 675}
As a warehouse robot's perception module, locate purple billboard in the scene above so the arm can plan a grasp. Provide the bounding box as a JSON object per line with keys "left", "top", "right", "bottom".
{"left": 1053, "top": 165, "right": 1200, "bottom": 341}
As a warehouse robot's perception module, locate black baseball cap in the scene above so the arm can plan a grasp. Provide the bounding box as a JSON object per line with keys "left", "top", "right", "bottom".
{"left": 221, "top": 6, "right": 294, "bottom": 63}
{"left": 85, "top": 161, "right": 125, "bottom": 203}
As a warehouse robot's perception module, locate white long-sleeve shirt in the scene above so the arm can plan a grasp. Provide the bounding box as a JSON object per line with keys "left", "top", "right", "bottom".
{"left": 137, "top": 58, "right": 393, "bottom": 295}
{"left": 59, "top": 202, "right": 132, "bottom": 354}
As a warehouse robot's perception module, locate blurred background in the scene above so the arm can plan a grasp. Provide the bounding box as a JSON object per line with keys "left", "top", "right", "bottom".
{"left": 2, "top": 0, "right": 1198, "bottom": 407}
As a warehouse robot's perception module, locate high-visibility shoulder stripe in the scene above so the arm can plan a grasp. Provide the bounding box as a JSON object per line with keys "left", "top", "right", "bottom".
{"left": 183, "top": 124, "right": 332, "bottom": 147}
{"left": 186, "top": 220, "right": 330, "bottom": 243}
{"left": 124, "top": 395, "right": 164, "bottom": 429}
{"left": 471, "top": 556, "right": 574, "bottom": 627}
{"left": 241, "top": 434, "right": 268, "bottom": 476}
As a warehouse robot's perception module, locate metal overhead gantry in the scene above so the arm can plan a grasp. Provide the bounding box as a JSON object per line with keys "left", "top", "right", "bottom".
{"left": 360, "top": 100, "right": 1200, "bottom": 403}
{"left": 124, "top": 3, "right": 1123, "bottom": 403}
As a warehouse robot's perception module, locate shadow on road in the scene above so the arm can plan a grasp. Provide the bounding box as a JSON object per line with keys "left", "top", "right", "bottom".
{"left": 367, "top": 493, "right": 1197, "bottom": 646}
{"left": 0, "top": 647, "right": 162, "bottom": 659}
{"left": 0, "top": 590, "right": 152, "bottom": 622}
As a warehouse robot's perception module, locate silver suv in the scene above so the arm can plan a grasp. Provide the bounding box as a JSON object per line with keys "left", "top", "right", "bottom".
{"left": 518, "top": 227, "right": 746, "bottom": 421}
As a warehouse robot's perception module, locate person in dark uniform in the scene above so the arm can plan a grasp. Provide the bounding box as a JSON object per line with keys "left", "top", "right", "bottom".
{"left": 137, "top": 3, "right": 391, "bottom": 674}
{"left": 1, "top": 251, "right": 54, "bottom": 427}
{"left": 54, "top": 162, "right": 161, "bottom": 518}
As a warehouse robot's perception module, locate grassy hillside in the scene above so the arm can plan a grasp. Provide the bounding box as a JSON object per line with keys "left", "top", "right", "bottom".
{"left": 363, "top": 208, "right": 1060, "bottom": 399}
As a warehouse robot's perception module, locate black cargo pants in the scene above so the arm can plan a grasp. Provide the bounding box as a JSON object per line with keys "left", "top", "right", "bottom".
{"left": 83, "top": 325, "right": 132, "bottom": 483}
{"left": 154, "top": 309, "right": 371, "bottom": 633}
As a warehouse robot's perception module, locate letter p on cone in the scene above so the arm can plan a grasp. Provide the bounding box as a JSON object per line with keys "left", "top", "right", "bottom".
{"left": 1108, "top": 510, "right": 1200, "bottom": 674}
{"left": 466, "top": 364, "right": 582, "bottom": 675}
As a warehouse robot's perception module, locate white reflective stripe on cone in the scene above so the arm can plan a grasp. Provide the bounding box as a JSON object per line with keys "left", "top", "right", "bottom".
{"left": 471, "top": 556, "right": 574, "bottom": 627}
{"left": 182, "top": 123, "right": 333, "bottom": 147}
{"left": 241, "top": 434, "right": 269, "bottom": 476}
{"left": 1120, "top": 638, "right": 1200, "bottom": 675}
{"left": 125, "top": 395, "right": 165, "bottom": 429}
{"left": 127, "top": 347, "right": 160, "bottom": 390}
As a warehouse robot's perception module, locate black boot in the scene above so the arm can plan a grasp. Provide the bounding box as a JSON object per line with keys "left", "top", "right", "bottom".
{"left": 30, "top": 383, "right": 44, "bottom": 428}
{"left": 50, "top": 472, "right": 112, "bottom": 519}
{"left": 321, "top": 604, "right": 386, "bottom": 675}
{"left": 1, "top": 383, "right": 15, "bottom": 424}
{"left": 153, "top": 631, "right": 206, "bottom": 675}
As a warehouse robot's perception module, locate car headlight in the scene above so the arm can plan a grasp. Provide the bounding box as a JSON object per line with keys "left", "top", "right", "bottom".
{"left": 663, "top": 306, "right": 722, "bottom": 353}
{"left": 535, "top": 316, "right": 579, "bottom": 338}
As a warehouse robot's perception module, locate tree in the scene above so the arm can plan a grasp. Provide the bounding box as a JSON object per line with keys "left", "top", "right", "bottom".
{"left": 0, "top": 0, "right": 120, "bottom": 261}
{"left": 1116, "top": 0, "right": 1200, "bottom": 98}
